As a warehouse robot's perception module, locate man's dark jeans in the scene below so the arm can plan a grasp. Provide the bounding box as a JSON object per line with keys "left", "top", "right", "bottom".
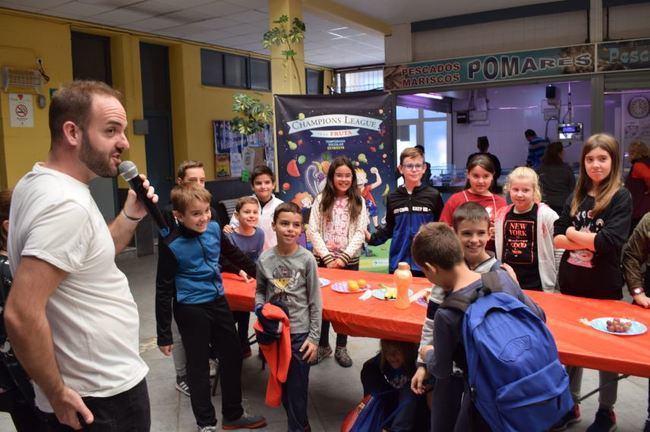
{"left": 42, "top": 378, "right": 150, "bottom": 432}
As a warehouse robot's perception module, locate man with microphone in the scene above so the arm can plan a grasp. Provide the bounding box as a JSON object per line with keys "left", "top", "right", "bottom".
{"left": 5, "top": 80, "right": 155, "bottom": 431}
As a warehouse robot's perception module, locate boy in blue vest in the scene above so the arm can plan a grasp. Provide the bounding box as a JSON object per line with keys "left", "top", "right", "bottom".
{"left": 412, "top": 222, "right": 543, "bottom": 431}
{"left": 156, "top": 184, "right": 266, "bottom": 432}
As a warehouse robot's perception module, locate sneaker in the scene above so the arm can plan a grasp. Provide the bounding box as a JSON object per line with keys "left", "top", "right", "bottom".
{"left": 209, "top": 358, "right": 219, "bottom": 378}
{"left": 334, "top": 346, "right": 353, "bottom": 367}
{"left": 175, "top": 375, "right": 190, "bottom": 397}
{"left": 550, "top": 404, "right": 581, "bottom": 431}
{"left": 222, "top": 412, "right": 267, "bottom": 430}
{"left": 315, "top": 345, "right": 332, "bottom": 364}
{"left": 197, "top": 425, "right": 217, "bottom": 432}
{"left": 586, "top": 409, "right": 617, "bottom": 432}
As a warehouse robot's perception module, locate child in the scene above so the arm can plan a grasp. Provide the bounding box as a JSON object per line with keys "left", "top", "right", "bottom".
{"left": 156, "top": 184, "right": 266, "bottom": 431}
{"left": 552, "top": 133, "right": 632, "bottom": 431}
{"left": 227, "top": 196, "right": 265, "bottom": 358}
{"left": 411, "top": 202, "right": 506, "bottom": 432}
{"left": 307, "top": 156, "right": 368, "bottom": 367}
{"left": 360, "top": 340, "right": 429, "bottom": 431}
{"left": 495, "top": 167, "right": 559, "bottom": 292}
{"left": 255, "top": 202, "right": 322, "bottom": 432}
{"left": 439, "top": 154, "right": 507, "bottom": 251}
{"left": 368, "top": 147, "right": 444, "bottom": 276}
{"left": 0, "top": 189, "right": 48, "bottom": 432}
{"left": 412, "top": 222, "right": 544, "bottom": 431}
{"left": 226, "top": 165, "right": 284, "bottom": 251}
{"left": 158, "top": 160, "right": 248, "bottom": 396}
{"left": 621, "top": 212, "right": 650, "bottom": 432}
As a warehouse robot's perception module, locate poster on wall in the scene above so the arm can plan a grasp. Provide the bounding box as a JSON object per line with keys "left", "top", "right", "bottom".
{"left": 274, "top": 93, "right": 396, "bottom": 271}
{"left": 213, "top": 120, "right": 274, "bottom": 179}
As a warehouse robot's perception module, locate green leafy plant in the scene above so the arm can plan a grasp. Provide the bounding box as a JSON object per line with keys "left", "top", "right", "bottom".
{"left": 262, "top": 14, "right": 306, "bottom": 92}
{"left": 230, "top": 93, "right": 273, "bottom": 135}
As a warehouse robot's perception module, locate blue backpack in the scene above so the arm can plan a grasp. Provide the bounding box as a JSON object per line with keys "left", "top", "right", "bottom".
{"left": 440, "top": 271, "right": 573, "bottom": 432}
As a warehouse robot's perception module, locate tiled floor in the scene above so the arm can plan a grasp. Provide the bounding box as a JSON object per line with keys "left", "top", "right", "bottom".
{"left": 1, "top": 251, "right": 648, "bottom": 431}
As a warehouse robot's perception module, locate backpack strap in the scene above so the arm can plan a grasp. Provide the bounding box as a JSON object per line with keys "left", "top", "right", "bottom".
{"left": 480, "top": 271, "right": 504, "bottom": 295}
{"left": 440, "top": 271, "right": 506, "bottom": 312}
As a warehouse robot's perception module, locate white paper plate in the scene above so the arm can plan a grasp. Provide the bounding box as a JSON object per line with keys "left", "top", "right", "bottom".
{"left": 590, "top": 317, "right": 647, "bottom": 336}
{"left": 331, "top": 281, "right": 370, "bottom": 293}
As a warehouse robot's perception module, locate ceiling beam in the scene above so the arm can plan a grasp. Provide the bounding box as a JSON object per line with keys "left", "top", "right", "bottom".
{"left": 412, "top": 0, "right": 590, "bottom": 32}
{"left": 303, "top": 0, "right": 392, "bottom": 36}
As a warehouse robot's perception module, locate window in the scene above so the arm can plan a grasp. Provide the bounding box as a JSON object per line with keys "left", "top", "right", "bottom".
{"left": 225, "top": 54, "right": 247, "bottom": 87}
{"left": 250, "top": 58, "right": 270, "bottom": 91}
{"left": 201, "top": 49, "right": 224, "bottom": 86}
{"left": 201, "top": 48, "right": 270, "bottom": 90}
{"left": 335, "top": 68, "right": 383, "bottom": 93}
{"left": 306, "top": 68, "right": 324, "bottom": 94}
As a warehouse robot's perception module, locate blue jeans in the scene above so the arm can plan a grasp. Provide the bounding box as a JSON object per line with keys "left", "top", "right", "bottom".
{"left": 42, "top": 378, "right": 150, "bottom": 431}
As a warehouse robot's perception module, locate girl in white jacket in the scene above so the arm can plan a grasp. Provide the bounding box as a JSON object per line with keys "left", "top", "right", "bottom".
{"left": 307, "top": 156, "right": 368, "bottom": 367}
{"left": 495, "top": 167, "right": 559, "bottom": 292}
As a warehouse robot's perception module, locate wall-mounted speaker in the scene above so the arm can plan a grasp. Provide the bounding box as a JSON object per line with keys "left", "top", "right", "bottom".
{"left": 546, "top": 85, "right": 556, "bottom": 100}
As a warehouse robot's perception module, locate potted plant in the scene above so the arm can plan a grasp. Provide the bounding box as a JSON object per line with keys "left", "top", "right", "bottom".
{"left": 262, "top": 14, "right": 306, "bottom": 93}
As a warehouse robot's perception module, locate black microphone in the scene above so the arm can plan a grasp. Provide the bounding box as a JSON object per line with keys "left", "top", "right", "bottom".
{"left": 118, "top": 161, "right": 168, "bottom": 231}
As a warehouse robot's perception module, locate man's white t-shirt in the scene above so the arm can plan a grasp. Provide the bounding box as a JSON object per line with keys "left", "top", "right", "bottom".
{"left": 8, "top": 163, "right": 148, "bottom": 411}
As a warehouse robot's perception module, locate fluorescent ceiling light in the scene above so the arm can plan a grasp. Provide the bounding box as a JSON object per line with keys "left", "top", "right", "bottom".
{"left": 414, "top": 93, "right": 443, "bottom": 100}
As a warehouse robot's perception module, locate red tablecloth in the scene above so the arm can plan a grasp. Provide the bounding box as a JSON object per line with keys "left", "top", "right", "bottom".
{"left": 222, "top": 268, "right": 650, "bottom": 378}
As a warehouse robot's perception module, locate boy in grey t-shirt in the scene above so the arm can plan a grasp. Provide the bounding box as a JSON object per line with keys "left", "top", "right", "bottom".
{"left": 255, "top": 203, "right": 322, "bottom": 432}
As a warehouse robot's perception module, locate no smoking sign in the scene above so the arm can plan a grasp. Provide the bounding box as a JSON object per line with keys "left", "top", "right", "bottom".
{"left": 9, "top": 93, "right": 34, "bottom": 127}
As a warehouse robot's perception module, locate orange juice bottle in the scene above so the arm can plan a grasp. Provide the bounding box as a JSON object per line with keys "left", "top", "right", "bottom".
{"left": 394, "top": 262, "right": 412, "bottom": 309}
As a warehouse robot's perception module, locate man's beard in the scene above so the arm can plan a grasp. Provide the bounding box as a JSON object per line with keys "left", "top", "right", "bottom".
{"left": 79, "top": 132, "right": 118, "bottom": 178}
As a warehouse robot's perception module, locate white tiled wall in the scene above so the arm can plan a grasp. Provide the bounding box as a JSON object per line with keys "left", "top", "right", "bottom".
{"left": 450, "top": 80, "right": 592, "bottom": 170}
{"left": 412, "top": 11, "right": 587, "bottom": 62}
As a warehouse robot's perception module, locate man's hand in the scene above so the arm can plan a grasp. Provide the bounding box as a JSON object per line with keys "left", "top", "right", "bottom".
{"left": 123, "top": 174, "right": 158, "bottom": 220}
{"left": 51, "top": 386, "right": 94, "bottom": 430}
{"left": 633, "top": 292, "right": 650, "bottom": 308}
{"left": 334, "top": 258, "right": 346, "bottom": 269}
{"left": 411, "top": 366, "right": 429, "bottom": 395}
{"left": 300, "top": 339, "right": 317, "bottom": 362}
{"left": 159, "top": 345, "right": 173, "bottom": 356}
{"left": 223, "top": 224, "right": 235, "bottom": 234}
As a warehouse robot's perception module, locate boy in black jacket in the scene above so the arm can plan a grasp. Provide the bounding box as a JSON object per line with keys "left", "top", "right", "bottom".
{"left": 156, "top": 184, "right": 266, "bottom": 431}
{"left": 368, "top": 147, "right": 443, "bottom": 276}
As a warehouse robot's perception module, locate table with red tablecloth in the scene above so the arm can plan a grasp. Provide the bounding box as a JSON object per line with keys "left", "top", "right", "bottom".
{"left": 222, "top": 268, "right": 650, "bottom": 378}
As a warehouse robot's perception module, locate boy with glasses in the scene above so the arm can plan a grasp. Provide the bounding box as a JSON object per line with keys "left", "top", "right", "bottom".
{"left": 367, "top": 147, "right": 443, "bottom": 276}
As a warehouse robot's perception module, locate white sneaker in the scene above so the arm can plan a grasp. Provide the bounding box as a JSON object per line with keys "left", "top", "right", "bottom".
{"left": 209, "top": 358, "right": 219, "bottom": 378}
{"left": 197, "top": 425, "right": 217, "bottom": 432}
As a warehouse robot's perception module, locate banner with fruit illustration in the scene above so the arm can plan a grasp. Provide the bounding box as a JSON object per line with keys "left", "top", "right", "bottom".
{"left": 274, "top": 93, "right": 396, "bottom": 271}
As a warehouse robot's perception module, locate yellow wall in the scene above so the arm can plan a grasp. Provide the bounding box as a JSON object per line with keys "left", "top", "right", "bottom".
{"left": 168, "top": 43, "right": 273, "bottom": 177}
{"left": 0, "top": 13, "right": 72, "bottom": 188}
{"left": 0, "top": 8, "right": 332, "bottom": 188}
